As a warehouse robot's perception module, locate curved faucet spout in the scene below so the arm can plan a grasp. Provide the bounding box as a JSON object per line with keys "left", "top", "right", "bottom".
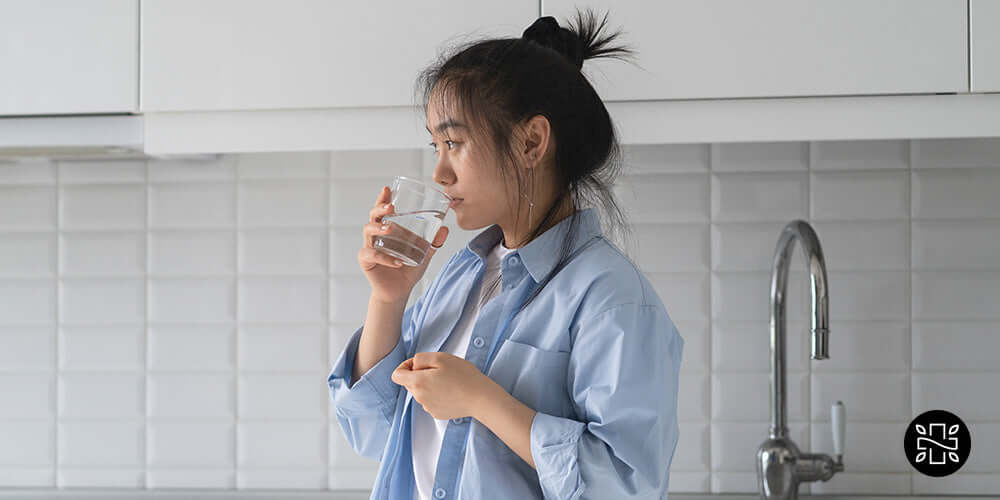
{"left": 758, "top": 219, "right": 840, "bottom": 500}
{"left": 769, "top": 220, "right": 829, "bottom": 438}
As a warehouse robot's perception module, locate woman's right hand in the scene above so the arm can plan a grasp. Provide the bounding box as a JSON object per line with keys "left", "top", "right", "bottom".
{"left": 359, "top": 185, "right": 449, "bottom": 304}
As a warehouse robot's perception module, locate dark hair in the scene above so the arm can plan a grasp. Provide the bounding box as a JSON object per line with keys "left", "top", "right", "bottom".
{"left": 415, "top": 8, "right": 639, "bottom": 312}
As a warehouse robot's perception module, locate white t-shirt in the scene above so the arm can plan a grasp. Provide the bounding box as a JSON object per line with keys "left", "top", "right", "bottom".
{"left": 411, "top": 240, "right": 516, "bottom": 500}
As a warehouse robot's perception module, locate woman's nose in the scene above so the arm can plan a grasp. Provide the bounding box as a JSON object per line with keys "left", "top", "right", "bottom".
{"left": 432, "top": 161, "right": 455, "bottom": 187}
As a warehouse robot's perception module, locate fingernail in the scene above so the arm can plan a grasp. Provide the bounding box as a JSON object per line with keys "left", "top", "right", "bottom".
{"left": 381, "top": 224, "right": 389, "bottom": 231}
{"left": 394, "top": 259, "right": 402, "bottom": 265}
{"left": 383, "top": 204, "right": 390, "bottom": 210}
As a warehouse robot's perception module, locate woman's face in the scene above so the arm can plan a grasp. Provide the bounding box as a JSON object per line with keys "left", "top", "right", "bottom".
{"left": 426, "top": 99, "right": 515, "bottom": 232}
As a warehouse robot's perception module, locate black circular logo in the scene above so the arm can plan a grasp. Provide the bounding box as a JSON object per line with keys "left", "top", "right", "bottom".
{"left": 904, "top": 409, "right": 971, "bottom": 477}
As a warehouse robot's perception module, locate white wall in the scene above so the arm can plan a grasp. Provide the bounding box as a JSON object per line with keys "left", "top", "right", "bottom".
{"left": 0, "top": 139, "right": 998, "bottom": 494}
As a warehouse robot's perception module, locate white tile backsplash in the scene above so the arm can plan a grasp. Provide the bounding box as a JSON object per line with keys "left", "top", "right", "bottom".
{"left": 912, "top": 167, "right": 1000, "bottom": 219}
{"left": 912, "top": 138, "right": 1000, "bottom": 169}
{"left": 57, "top": 421, "right": 143, "bottom": 466}
{"left": 811, "top": 170, "right": 910, "bottom": 220}
{"left": 912, "top": 219, "right": 1000, "bottom": 270}
{"left": 0, "top": 140, "right": 997, "bottom": 494}
{"left": 149, "top": 230, "right": 235, "bottom": 275}
{"left": 0, "top": 279, "right": 55, "bottom": 324}
{"left": 147, "top": 421, "right": 235, "bottom": 467}
{"left": 238, "top": 277, "right": 325, "bottom": 323}
{"left": 0, "top": 233, "right": 56, "bottom": 277}
{"left": 0, "top": 327, "right": 53, "bottom": 370}
{"left": 150, "top": 182, "right": 235, "bottom": 228}
{"left": 237, "top": 422, "right": 327, "bottom": 468}
{"left": 58, "top": 160, "right": 146, "bottom": 184}
{"left": 0, "top": 420, "right": 53, "bottom": 465}
{"left": 812, "top": 140, "right": 909, "bottom": 171}
{"left": 0, "top": 374, "right": 54, "bottom": 418}
{"left": 912, "top": 321, "right": 1000, "bottom": 371}
{"left": 632, "top": 223, "right": 709, "bottom": 272}
{"left": 712, "top": 171, "right": 808, "bottom": 222}
{"left": 238, "top": 180, "right": 327, "bottom": 228}
{"left": 622, "top": 143, "right": 709, "bottom": 174}
{"left": 715, "top": 142, "right": 808, "bottom": 172}
{"left": 238, "top": 374, "right": 327, "bottom": 419}
{"left": 60, "top": 184, "right": 146, "bottom": 230}
{"left": 60, "top": 279, "right": 145, "bottom": 324}
{"left": 238, "top": 229, "right": 327, "bottom": 275}
{"left": 677, "top": 372, "right": 710, "bottom": 421}
{"left": 59, "top": 326, "right": 144, "bottom": 371}
{"left": 149, "top": 278, "right": 235, "bottom": 323}
{"left": 147, "top": 374, "right": 235, "bottom": 419}
{"left": 616, "top": 173, "right": 710, "bottom": 223}
{"left": 61, "top": 231, "right": 145, "bottom": 276}
{"left": 58, "top": 373, "right": 143, "bottom": 418}
{"left": 148, "top": 156, "right": 237, "bottom": 183}
{"left": 0, "top": 160, "right": 56, "bottom": 184}
{"left": 0, "top": 185, "right": 56, "bottom": 230}
{"left": 147, "top": 326, "right": 235, "bottom": 372}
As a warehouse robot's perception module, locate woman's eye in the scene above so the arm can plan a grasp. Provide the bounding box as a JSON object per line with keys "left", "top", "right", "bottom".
{"left": 428, "top": 140, "right": 457, "bottom": 154}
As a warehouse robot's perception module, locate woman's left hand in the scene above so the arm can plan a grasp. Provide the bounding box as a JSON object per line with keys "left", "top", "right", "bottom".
{"left": 391, "top": 352, "right": 498, "bottom": 420}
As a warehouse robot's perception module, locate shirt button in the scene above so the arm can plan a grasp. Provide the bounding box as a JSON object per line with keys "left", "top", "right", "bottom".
{"left": 509, "top": 255, "right": 519, "bottom": 265}
{"left": 434, "top": 487, "right": 446, "bottom": 499}
{"left": 451, "top": 417, "right": 464, "bottom": 424}
{"left": 472, "top": 336, "right": 485, "bottom": 348}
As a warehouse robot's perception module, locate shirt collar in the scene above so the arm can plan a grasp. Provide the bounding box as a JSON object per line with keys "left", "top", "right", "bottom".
{"left": 465, "top": 206, "right": 603, "bottom": 282}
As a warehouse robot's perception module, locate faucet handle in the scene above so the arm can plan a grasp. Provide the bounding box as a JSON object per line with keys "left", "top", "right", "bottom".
{"left": 832, "top": 401, "right": 846, "bottom": 466}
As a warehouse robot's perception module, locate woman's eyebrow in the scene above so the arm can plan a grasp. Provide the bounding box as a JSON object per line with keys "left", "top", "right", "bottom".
{"left": 425, "top": 120, "right": 467, "bottom": 134}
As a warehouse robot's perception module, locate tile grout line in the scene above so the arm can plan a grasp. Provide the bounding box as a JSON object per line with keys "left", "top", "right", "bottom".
{"left": 54, "top": 159, "right": 61, "bottom": 486}
{"left": 908, "top": 139, "right": 916, "bottom": 494}
{"left": 324, "top": 152, "right": 333, "bottom": 486}
{"left": 806, "top": 140, "right": 814, "bottom": 495}
{"left": 143, "top": 158, "right": 151, "bottom": 488}
{"left": 706, "top": 143, "right": 715, "bottom": 493}
{"left": 234, "top": 156, "right": 241, "bottom": 487}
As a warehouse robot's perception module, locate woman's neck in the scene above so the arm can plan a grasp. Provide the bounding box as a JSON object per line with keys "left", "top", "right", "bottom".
{"left": 502, "top": 196, "right": 575, "bottom": 249}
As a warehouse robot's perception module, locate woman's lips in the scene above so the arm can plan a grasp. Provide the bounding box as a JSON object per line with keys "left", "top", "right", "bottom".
{"left": 449, "top": 198, "right": 463, "bottom": 208}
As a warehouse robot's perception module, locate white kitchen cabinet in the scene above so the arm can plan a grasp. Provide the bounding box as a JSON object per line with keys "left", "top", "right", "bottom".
{"left": 971, "top": 0, "right": 1000, "bottom": 92}
{"left": 545, "top": 0, "right": 968, "bottom": 101}
{"left": 0, "top": 0, "right": 138, "bottom": 116}
{"left": 140, "top": 0, "right": 537, "bottom": 112}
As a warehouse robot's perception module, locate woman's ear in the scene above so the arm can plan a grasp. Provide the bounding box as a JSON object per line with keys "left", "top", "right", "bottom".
{"left": 521, "top": 114, "right": 551, "bottom": 166}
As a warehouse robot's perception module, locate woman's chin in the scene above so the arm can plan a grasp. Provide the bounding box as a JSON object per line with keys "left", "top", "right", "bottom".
{"left": 452, "top": 210, "right": 480, "bottom": 232}
{"left": 453, "top": 212, "right": 471, "bottom": 231}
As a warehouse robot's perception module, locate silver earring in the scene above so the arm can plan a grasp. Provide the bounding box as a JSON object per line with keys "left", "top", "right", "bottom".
{"left": 520, "top": 169, "right": 534, "bottom": 228}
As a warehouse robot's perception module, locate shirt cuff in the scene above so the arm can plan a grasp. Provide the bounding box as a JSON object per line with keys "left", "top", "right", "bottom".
{"left": 530, "top": 411, "right": 586, "bottom": 495}
{"left": 328, "top": 325, "right": 407, "bottom": 422}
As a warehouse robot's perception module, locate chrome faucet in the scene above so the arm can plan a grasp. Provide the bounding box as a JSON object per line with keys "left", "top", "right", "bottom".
{"left": 756, "top": 220, "right": 845, "bottom": 500}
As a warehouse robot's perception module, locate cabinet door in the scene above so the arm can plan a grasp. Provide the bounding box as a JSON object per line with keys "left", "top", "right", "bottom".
{"left": 0, "top": 0, "right": 138, "bottom": 116}
{"left": 971, "top": 0, "right": 1000, "bottom": 92}
{"left": 141, "top": 0, "right": 536, "bottom": 112}
{"left": 545, "top": 0, "right": 968, "bottom": 101}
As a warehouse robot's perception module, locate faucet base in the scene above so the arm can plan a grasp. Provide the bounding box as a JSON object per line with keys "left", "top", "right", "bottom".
{"left": 756, "top": 435, "right": 801, "bottom": 500}
{"left": 757, "top": 436, "right": 842, "bottom": 500}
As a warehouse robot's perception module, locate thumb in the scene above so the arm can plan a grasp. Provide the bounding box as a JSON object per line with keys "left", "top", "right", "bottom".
{"left": 391, "top": 359, "right": 414, "bottom": 386}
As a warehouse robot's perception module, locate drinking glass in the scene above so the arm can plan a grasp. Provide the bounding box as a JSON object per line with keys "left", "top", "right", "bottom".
{"left": 373, "top": 176, "right": 452, "bottom": 266}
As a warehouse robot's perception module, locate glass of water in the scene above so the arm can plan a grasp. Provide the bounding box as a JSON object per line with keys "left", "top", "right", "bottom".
{"left": 374, "top": 176, "right": 452, "bottom": 266}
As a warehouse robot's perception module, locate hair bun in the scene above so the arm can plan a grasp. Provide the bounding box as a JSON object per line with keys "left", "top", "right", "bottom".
{"left": 522, "top": 16, "right": 585, "bottom": 70}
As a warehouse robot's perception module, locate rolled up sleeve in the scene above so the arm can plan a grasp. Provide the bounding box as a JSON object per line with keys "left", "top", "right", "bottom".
{"left": 530, "top": 302, "right": 684, "bottom": 499}
{"left": 327, "top": 299, "right": 420, "bottom": 461}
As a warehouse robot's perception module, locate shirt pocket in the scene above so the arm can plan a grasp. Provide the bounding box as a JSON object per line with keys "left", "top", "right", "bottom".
{"left": 481, "top": 338, "right": 574, "bottom": 457}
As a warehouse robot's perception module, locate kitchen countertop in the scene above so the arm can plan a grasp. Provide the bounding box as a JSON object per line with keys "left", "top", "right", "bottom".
{"left": 0, "top": 491, "right": 996, "bottom": 500}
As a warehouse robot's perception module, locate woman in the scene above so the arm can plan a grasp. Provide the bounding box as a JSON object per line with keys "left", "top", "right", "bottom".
{"left": 328, "top": 9, "right": 684, "bottom": 499}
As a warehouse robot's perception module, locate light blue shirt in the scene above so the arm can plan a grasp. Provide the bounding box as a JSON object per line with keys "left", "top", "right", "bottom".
{"left": 328, "top": 207, "right": 684, "bottom": 499}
